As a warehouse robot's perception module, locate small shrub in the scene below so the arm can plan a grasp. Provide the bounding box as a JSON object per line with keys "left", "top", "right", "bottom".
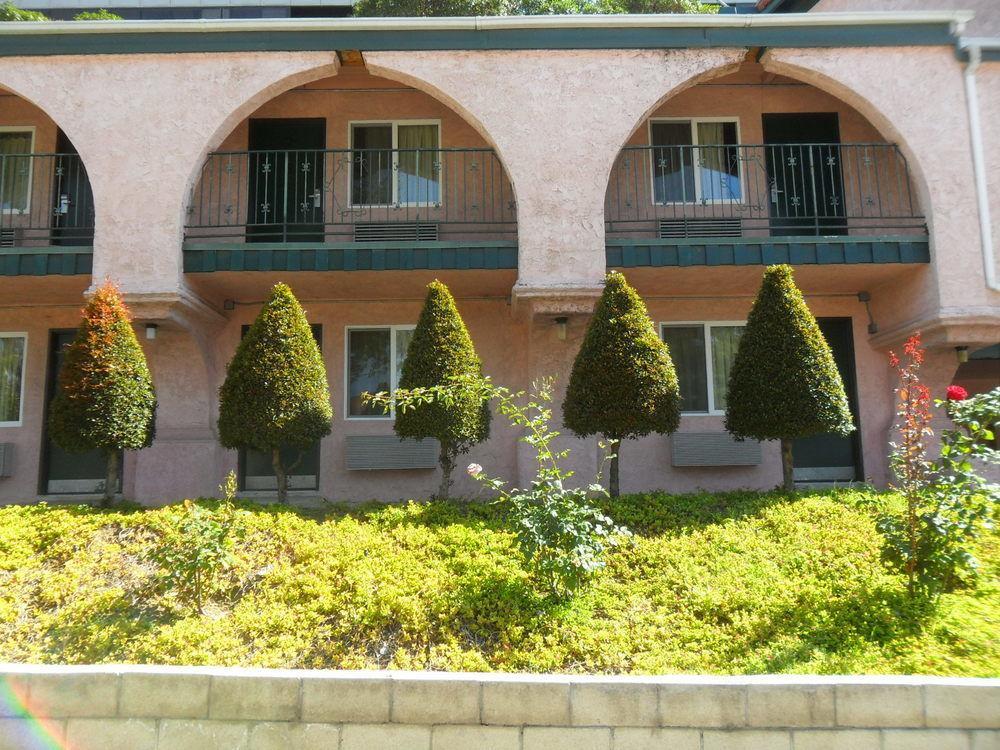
{"left": 394, "top": 280, "right": 490, "bottom": 499}
{"left": 146, "top": 501, "right": 241, "bottom": 614}
{"left": 217, "top": 283, "right": 332, "bottom": 503}
{"left": 0, "top": 2, "right": 48, "bottom": 20}
{"left": 373, "top": 376, "right": 628, "bottom": 598}
{"left": 562, "top": 271, "right": 681, "bottom": 497}
{"left": 725, "top": 265, "right": 854, "bottom": 491}
{"left": 47, "top": 281, "right": 157, "bottom": 506}
{"left": 879, "top": 336, "right": 999, "bottom": 596}
{"left": 72, "top": 8, "right": 122, "bottom": 19}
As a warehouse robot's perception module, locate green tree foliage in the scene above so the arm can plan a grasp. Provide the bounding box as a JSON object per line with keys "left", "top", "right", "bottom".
{"left": 217, "top": 283, "right": 332, "bottom": 503}
{"left": 394, "top": 280, "right": 490, "bottom": 499}
{"left": 73, "top": 8, "right": 123, "bottom": 18}
{"left": 354, "top": 0, "right": 714, "bottom": 16}
{"left": 725, "top": 264, "right": 854, "bottom": 491}
{"left": 0, "top": 2, "right": 48, "bottom": 20}
{"left": 563, "top": 271, "right": 681, "bottom": 497}
{"left": 48, "top": 281, "right": 157, "bottom": 506}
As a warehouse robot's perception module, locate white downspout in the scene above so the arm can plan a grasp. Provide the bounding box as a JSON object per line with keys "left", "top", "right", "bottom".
{"left": 962, "top": 43, "right": 1000, "bottom": 292}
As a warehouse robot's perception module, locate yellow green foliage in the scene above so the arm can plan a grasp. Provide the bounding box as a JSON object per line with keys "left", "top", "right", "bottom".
{"left": 0, "top": 491, "right": 996, "bottom": 675}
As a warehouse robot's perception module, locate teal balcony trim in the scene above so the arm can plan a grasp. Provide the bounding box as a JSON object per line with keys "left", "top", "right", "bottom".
{"left": 0, "top": 246, "right": 93, "bottom": 276}
{"left": 605, "top": 236, "right": 930, "bottom": 268}
{"left": 183, "top": 240, "right": 518, "bottom": 272}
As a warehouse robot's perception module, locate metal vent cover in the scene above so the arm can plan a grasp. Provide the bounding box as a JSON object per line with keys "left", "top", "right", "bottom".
{"left": 658, "top": 218, "right": 743, "bottom": 239}
{"left": 671, "top": 432, "right": 761, "bottom": 467}
{"left": 345, "top": 435, "right": 439, "bottom": 470}
{"left": 0, "top": 229, "right": 17, "bottom": 248}
{"left": 353, "top": 223, "right": 439, "bottom": 243}
{"left": 0, "top": 443, "right": 13, "bottom": 478}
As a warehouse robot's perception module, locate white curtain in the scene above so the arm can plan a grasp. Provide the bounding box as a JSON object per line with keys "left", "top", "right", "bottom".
{"left": 696, "top": 122, "right": 741, "bottom": 201}
{"left": 397, "top": 125, "right": 440, "bottom": 205}
{"left": 0, "top": 132, "right": 32, "bottom": 212}
{"left": 710, "top": 326, "right": 744, "bottom": 411}
{"left": 0, "top": 336, "right": 25, "bottom": 423}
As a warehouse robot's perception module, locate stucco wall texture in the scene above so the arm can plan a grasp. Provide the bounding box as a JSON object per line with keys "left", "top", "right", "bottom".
{"left": 0, "top": 42, "right": 997, "bottom": 504}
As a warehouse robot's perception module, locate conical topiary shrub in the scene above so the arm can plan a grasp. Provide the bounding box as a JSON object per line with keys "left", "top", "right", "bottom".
{"left": 48, "top": 281, "right": 157, "bottom": 506}
{"left": 725, "top": 264, "right": 854, "bottom": 491}
{"left": 218, "top": 283, "right": 332, "bottom": 503}
{"left": 563, "top": 271, "right": 681, "bottom": 497}
{"left": 395, "top": 279, "right": 490, "bottom": 499}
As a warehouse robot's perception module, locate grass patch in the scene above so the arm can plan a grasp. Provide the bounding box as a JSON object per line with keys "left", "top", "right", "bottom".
{"left": 0, "top": 490, "right": 996, "bottom": 675}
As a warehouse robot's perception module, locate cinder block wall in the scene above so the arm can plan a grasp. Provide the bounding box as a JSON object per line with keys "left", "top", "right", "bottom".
{"left": 0, "top": 666, "right": 997, "bottom": 750}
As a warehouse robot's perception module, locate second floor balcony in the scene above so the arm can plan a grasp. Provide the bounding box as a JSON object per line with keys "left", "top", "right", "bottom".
{"left": 605, "top": 141, "right": 929, "bottom": 266}
{"left": 183, "top": 147, "right": 518, "bottom": 273}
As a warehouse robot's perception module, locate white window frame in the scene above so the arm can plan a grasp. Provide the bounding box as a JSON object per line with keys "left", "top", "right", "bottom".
{"left": 660, "top": 321, "right": 745, "bottom": 416}
{"left": 348, "top": 120, "right": 442, "bottom": 209}
{"left": 647, "top": 117, "right": 743, "bottom": 207}
{"left": 344, "top": 324, "right": 416, "bottom": 421}
{"left": 0, "top": 126, "right": 36, "bottom": 215}
{"left": 0, "top": 332, "right": 28, "bottom": 427}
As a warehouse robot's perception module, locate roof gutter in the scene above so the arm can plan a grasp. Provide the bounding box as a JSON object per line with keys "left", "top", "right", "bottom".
{"left": 0, "top": 11, "right": 974, "bottom": 36}
{"left": 959, "top": 38, "right": 1000, "bottom": 293}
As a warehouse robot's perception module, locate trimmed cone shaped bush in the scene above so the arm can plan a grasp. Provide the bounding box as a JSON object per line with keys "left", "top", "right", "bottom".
{"left": 48, "top": 281, "right": 157, "bottom": 506}
{"left": 218, "top": 283, "right": 332, "bottom": 503}
{"left": 395, "top": 280, "right": 490, "bottom": 499}
{"left": 563, "top": 271, "right": 681, "bottom": 496}
{"left": 725, "top": 264, "right": 854, "bottom": 491}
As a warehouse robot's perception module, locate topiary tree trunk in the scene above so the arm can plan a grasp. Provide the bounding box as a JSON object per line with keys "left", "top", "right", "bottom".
{"left": 218, "top": 283, "right": 332, "bottom": 504}
{"left": 725, "top": 265, "right": 854, "bottom": 493}
{"left": 394, "top": 280, "right": 491, "bottom": 500}
{"left": 563, "top": 272, "right": 680, "bottom": 498}
{"left": 48, "top": 281, "right": 157, "bottom": 507}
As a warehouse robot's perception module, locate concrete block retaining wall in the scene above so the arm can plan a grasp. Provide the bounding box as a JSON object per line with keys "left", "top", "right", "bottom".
{"left": 0, "top": 666, "right": 997, "bottom": 749}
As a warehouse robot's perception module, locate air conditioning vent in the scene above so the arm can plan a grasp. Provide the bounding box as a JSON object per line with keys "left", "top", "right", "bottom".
{"left": 658, "top": 218, "right": 743, "bottom": 239}
{"left": 0, "top": 229, "right": 17, "bottom": 248}
{"left": 353, "top": 223, "right": 439, "bottom": 242}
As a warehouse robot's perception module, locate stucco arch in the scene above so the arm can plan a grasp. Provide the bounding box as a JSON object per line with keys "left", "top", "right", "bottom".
{"left": 366, "top": 49, "right": 746, "bottom": 291}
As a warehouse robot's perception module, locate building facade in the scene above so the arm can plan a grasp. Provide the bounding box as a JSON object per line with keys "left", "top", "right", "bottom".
{"left": 0, "top": 10, "right": 997, "bottom": 504}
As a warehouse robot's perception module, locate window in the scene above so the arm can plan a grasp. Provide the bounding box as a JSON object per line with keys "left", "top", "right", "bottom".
{"left": 346, "top": 325, "right": 414, "bottom": 418}
{"left": 661, "top": 323, "right": 744, "bottom": 414}
{"left": 650, "top": 119, "right": 741, "bottom": 204}
{"left": 0, "top": 128, "right": 35, "bottom": 213}
{"left": 0, "top": 333, "right": 26, "bottom": 426}
{"left": 351, "top": 121, "right": 441, "bottom": 207}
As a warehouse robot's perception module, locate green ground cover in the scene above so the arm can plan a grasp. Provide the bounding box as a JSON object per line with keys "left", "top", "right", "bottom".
{"left": 0, "top": 490, "right": 996, "bottom": 675}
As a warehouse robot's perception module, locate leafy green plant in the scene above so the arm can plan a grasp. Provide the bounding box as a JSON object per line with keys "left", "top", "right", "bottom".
{"left": 725, "top": 265, "right": 854, "bottom": 491}
{"left": 73, "top": 8, "right": 123, "bottom": 19}
{"left": 371, "top": 375, "right": 628, "bottom": 598}
{"left": 217, "top": 283, "right": 332, "bottom": 503}
{"left": 219, "top": 470, "right": 238, "bottom": 504}
{"left": 353, "top": 0, "right": 714, "bottom": 16}
{"left": 562, "top": 271, "right": 681, "bottom": 496}
{"left": 394, "top": 280, "right": 490, "bottom": 499}
{"left": 879, "top": 339, "right": 998, "bottom": 597}
{"left": 0, "top": 2, "right": 48, "bottom": 20}
{"left": 47, "top": 281, "right": 157, "bottom": 506}
{"left": 146, "top": 500, "right": 241, "bottom": 614}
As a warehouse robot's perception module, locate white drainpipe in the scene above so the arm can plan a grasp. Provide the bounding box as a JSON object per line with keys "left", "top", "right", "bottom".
{"left": 962, "top": 42, "right": 1000, "bottom": 292}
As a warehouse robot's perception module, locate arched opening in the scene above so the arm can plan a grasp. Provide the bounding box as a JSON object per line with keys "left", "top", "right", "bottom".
{"left": 604, "top": 58, "right": 927, "bottom": 259}
{"left": 0, "top": 84, "right": 95, "bottom": 275}
{"left": 182, "top": 63, "right": 518, "bottom": 294}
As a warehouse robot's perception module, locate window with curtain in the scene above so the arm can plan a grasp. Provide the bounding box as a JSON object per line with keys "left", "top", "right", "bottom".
{"left": 0, "top": 130, "right": 34, "bottom": 213}
{"left": 650, "top": 120, "right": 740, "bottom": 204}
{"left": 351, "top": 122, "right": 440, "bottom": 207}
{"left": 0, "top": 334, "right": 26, "bottom": 425}
{"left": 661, "top": 323, "right": 744, "bottom": 414}
{"left": 347, "top": 326, "right": 414, "bottom": 418}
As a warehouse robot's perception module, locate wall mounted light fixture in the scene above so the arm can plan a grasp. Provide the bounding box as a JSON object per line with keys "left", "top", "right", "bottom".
{"left": 145, "top": 323, "right": 158, "bottom": 340}
{"left": 223, "top": 299, "right": 236, "bottom": 311}
{"left": 857, "top": 291, "right": 878, "bottom": 334}
{"left": 554, "top": 316, "right": 568, "bottom": 341}
{"left": 956, "top": 346, "right": 970, "bottom": 363}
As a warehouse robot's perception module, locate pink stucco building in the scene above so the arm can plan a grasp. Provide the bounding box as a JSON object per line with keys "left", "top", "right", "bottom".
{"left": 0, "top": 1, "right": 997, "bottom": 504}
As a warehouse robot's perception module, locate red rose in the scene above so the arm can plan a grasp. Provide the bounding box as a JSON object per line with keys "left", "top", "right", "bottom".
{"left": 946, "top": 385, "right": 968, "bottom": 401}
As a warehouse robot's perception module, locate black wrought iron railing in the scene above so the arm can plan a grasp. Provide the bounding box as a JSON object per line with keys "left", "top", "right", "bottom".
{"left": 605, "top": 143, "right": 926, "bottom": 240}
{"left": 185, "top": 148, "right": 517, "bottom": 244}
{"left": 0, "top": 153, "right": 94, "bottom": 247}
